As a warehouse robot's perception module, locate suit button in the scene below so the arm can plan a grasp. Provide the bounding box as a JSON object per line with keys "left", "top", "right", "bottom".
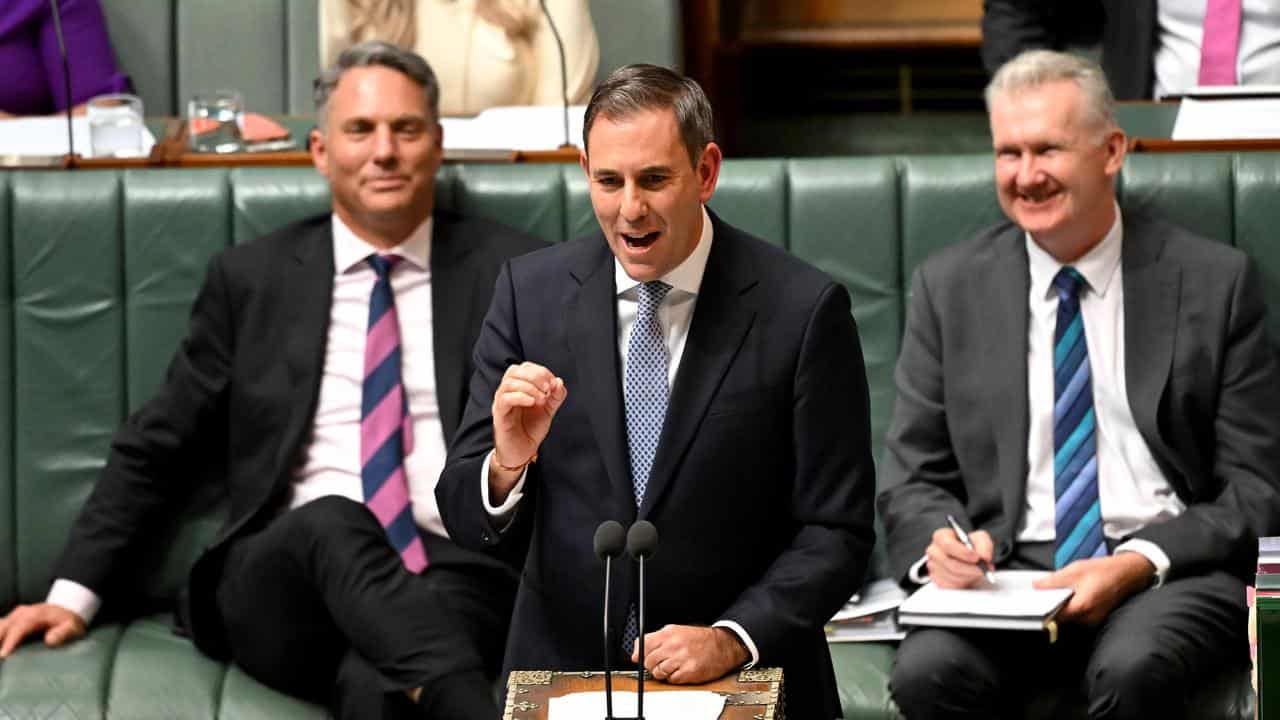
{"left": 481, "top": 530, "right": 493, "bottom": 545}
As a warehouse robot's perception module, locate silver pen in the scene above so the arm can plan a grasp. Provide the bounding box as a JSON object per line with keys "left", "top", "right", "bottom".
{"left": 946, "top": 514, "right": 997, "bottom": 584}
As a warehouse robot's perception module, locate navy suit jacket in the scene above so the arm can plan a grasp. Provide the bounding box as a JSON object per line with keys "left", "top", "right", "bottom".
{"left": 438, "top": 210, "right": 876, "bottom": 720}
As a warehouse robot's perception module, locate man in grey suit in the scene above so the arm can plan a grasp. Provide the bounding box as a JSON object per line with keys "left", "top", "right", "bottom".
{"left": 879, "top": 49, "right": 1280, "bottom": 719}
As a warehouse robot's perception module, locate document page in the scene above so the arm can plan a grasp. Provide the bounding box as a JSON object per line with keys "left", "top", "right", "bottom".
{"left": 831, "top": 578, "right": 908, "bottom": 622}
{"left": 1172, "top": 97, "right": 1280, "bottom": 140}
{"left": 0, "top": 116, "right": 156, "bottom": 158}
{"left": 548, "top": 690, "right": 725, "bottom": 720}
{"left": 899, "top": 570, "right": 1072, "bottom": 618}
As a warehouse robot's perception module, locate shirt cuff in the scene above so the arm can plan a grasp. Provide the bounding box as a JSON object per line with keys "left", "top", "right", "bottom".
{"left": 481, "top": 450, "right": 527, "bottom": 526}
{"left": 711, "top": 620, "right": 759, "bottom": 669}
{"left": 1115, "top": 539, "right": 1170, "bottom": 587}
{"left": 907, "top": 554, "right": 932, "bottom": 585}
{"left": 47, "top": 579, "right": 100, "bottom": 625}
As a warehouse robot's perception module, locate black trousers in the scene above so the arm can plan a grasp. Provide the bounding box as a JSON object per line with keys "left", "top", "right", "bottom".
{"left": 214, "top": 496, "right": 515, "bottom": 719}
{"left": 889, "top": 568, "right": 1248, "bottom": 720}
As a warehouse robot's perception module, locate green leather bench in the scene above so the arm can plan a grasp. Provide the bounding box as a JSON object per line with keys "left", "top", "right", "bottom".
{"left": 0, "top": 153, "right": 1275, "bottom": 718}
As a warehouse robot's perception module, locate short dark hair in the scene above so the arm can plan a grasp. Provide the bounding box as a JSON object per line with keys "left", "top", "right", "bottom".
{"left": 313, "top": 40, "right": 440, "bottom": 125}
{"left": 582, "top": 64, "right": 714, "bottom": 166}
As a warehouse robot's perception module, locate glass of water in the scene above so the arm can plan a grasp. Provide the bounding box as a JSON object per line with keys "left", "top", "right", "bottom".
{"left": 87, "top": 94, "right": 145, "bottom": 158}
{"left": 188, "top": 90, "right": 244, "bottom": 153}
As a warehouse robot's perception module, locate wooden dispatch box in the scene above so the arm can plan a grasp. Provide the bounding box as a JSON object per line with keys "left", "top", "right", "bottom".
{"left": 502, "top": 667, "right": 785, "bottom": 719}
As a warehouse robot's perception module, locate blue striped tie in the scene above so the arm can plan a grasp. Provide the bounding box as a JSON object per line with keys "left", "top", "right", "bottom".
{"left": 1052, "top": 267, "right": 1105, "bottom": 568}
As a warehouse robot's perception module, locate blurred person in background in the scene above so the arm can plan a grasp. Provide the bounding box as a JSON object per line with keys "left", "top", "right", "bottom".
{"left": 0, "top": 0, "right": 130, "bottom": 117}
{"left": 321, "top": 0, "right": 599, "bottom": 116}
{"left": 982, "top": 0, "right": 1280, "bottom": 100}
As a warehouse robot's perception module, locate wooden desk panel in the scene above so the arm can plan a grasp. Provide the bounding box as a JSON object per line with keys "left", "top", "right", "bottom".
{"left": 739, "top": 0, "right": 982, "bottom": 49}
{"left": 503, "top": 668, "right": 784, "bottom": 720}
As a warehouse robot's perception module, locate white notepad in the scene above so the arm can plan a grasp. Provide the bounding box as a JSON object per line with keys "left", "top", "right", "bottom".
{"left": 898, "top": 570, "right": 1073, "bottom": 633}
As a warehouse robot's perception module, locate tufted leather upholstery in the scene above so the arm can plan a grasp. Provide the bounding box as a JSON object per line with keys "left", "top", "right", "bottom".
{"left": 0, "top": 153, "right": 1272, "bottom": 717}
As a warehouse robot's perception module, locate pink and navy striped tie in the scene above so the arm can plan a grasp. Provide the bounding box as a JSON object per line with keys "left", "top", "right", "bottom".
{"left": 1052, "top": 267, "right": 1105, "bottom": 568}
{"left": 362, "top": 254, "right": 428, "bottom": 573}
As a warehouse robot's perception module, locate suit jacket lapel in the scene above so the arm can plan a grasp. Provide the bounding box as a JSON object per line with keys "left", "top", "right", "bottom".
{"left": 567, "top": 240, "right": 634, "bottom": 515}
{"left": 430, "top": 212, "right": 480, "bottom": 444}
{"left": 275, "top": 220, "right": 336, "bottom": 482}
{"left": 640, "top": 214, "right": 757, "bottom": 520}
{"left": 985, "top": 229, "right": 1032, "bottom": 535}
{"left": 1122, "top": 216, "right": 1181, "bottom": 476}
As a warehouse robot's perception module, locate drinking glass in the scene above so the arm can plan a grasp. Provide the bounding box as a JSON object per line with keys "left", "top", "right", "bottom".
{"left": 87, "top": 94, "right": 145, "bottom": 158}
{"left": 188, "top": 90, "right": 244, "bottom": 153}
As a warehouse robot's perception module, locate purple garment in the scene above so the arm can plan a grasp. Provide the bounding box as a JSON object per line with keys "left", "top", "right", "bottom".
{"left": 0, "top": 0, "right": 131, "bottom": 115}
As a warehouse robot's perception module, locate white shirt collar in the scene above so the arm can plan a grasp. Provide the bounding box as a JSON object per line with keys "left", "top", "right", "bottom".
{"left": 332, "top": 213, "right": 433, "bottom": 274}
{"left": 1026, "top": 204, "right": 1123, "bottom": 300}
{"left": 614, "top": 205, "right": 714, "bottom": 297}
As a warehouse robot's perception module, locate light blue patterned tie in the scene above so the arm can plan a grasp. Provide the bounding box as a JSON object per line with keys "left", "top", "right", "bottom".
{"left": 621, "top": 280, "right": 671, "bottom": 655}
{"left": 1052, "top": 267, "right": 1105, "bottom": 568}
{"left": 624, "top": 281, "right": 672, "bottom": 505}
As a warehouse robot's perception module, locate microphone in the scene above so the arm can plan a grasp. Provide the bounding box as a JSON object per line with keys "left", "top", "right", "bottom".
{"left": 537, "top": 0, "right": 573, "bottom": 148}
{"left": 594, "top": 520, "right": 625, "bottom": 720}
{"left": 48, "top": 0, "right": 76, "bottom": 164}
{"left": 626, "top": 520, "right": 659, "bottom": 720}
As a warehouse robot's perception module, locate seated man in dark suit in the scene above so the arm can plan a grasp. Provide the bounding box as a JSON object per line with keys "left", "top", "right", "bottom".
{"left": 982, "top": 0, "right": 1280, "bottom": 100}
{"left": 436, "top": 64, "right": 877, "bottom": 720}
{"left": 0, "top": 41, "right": 543, "bottom": 719}
{"left": 879, "top": 49, "right": 1280, "bottom": 719}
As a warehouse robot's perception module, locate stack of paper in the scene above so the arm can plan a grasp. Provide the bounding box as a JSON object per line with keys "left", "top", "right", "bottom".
{"left": 440, "top": 105, "right": 586, "bottom": 151}
{"left": 826, "top": 578, "right": 908, "bottom": 642}
{"left": 0, "top": 116, "right": 156, "bottom": 159}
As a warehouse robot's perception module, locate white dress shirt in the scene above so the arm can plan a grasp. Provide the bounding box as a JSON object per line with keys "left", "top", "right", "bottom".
{"left": 910, "top": 209, "right": 1180, "bottom": 585}
{"left": 1154, "top": 0, "right": 1280, "bottom": 98}
{"left": 481, "top": 207, "right": 760, "bottom": 665}
{"left": 1019, "top": 209, "right": 1179, "bottom": 583}
{"left": 49, "top": 213, "right": 451, "bottom": 623}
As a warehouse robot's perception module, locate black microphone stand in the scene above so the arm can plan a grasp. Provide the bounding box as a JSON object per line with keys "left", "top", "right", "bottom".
{"left": 594, "top": 520, "right": 626, "bottom": 720}
{"left": 635, "top": 551, "right": 647, "bottom": 720}
{"left": 537, "top": 0, "right": 573, "bottom": 149}
{"left": 603, "top": 549, "right": 616, "bottom": 718}
{"left": 621, "top": 521, "right": 658, "bottom": 720}
{"left": 48, "top": 0, "right": 76, "bottom": 165}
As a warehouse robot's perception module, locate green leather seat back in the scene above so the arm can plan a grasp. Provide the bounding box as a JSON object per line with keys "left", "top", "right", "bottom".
{"left": 713, "top": 160, "right": 788, "bottom": 248}
{"left": 1233, "top": 153, "right": 1280, "bottom": 350}
{"left": 787, "top": 158, "right": 900, "bottom": 471}
{"left": 455, "top": 165, "right": 567, "bottom": 242}
{"left": 899, "top": 155, "right": 1005, "bottom": 295}
{"left": 562, "top": 165, "right": 598, "bottom": 242}
{"left": 11, "top": 172, "right": 127, "bottom": 602}
{"left": 230, "top": 168, "right": 332, "bottom": 245}
{"left": 1120, "top": 153, "right": 1234, "bottom": 244}
{"left": 0, "top": 175, "right": 12, "bottom": 611}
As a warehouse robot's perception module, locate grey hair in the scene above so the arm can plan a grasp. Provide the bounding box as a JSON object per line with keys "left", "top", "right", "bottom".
{"left": 985, "top": 50, "right": 1118, "bottom": 135}
{"left": 313, "top": 40, "right": 440, "bottom": 126}
{"left": 583, "top": 64, "right": 714, "bottom": 167}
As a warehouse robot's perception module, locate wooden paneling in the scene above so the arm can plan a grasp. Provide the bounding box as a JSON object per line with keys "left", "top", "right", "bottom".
{"left": 739, "top": 0, "right": 982, "bottom": 49}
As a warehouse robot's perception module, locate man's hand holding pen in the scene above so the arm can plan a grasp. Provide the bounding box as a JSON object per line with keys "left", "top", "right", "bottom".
{"left": 925, "top": 520, "right": 996, "bottom": 589}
